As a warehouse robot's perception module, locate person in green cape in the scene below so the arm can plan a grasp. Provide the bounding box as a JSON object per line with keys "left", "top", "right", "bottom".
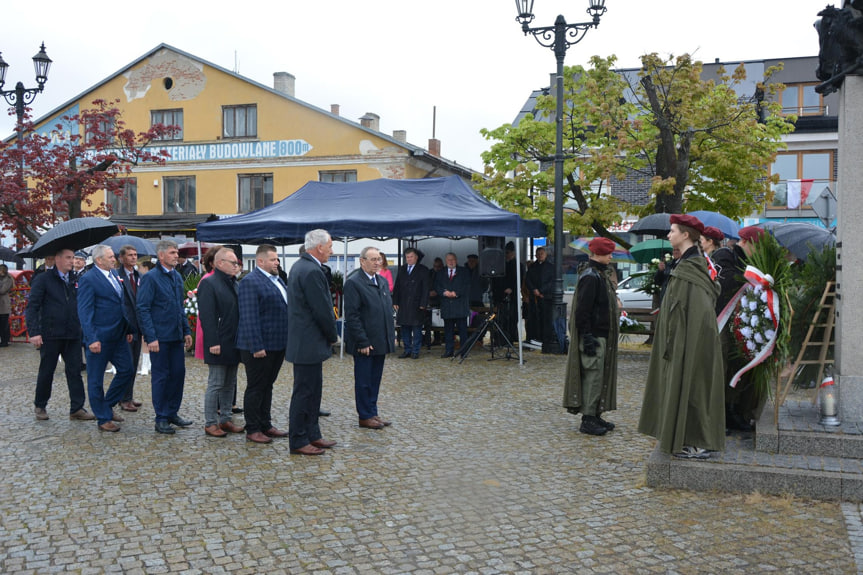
{"left": 563, "top": 237, "right": 619, "bottom": 436}
{"left": 638, "top": 214, "right": 725, "bottom": 459}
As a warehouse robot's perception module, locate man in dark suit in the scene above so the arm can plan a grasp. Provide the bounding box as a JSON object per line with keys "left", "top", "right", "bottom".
{"left": 285, "top": 229, "right": 339, "bottom": 455}
{"left": 344, "top": 246, "right": 396, "bottom": 430}
{"left": 116, "top": 244, "right": 143, "bottom": 412}
{"left": 137, "top": 239, "right": 194, "bottom": 435}
{"left": 525, "top": 246, "right": 555, "bottom": 350}
{"left": 198, "top": 248, "right": 245, "bottom": 438}
{"left": 26, "top": 248, "right": 94, "bottom": 422}
{"left": 392, "top": 247, "right": 429, "bottom": 359}
{"left": 435, "top": 252, "right": 471, "bottom": 358}
{"left": 237, "top": 244, "right": 290, "bottom": 444}
{"left": 77, "top": 245, "right": 135, "bottom": 432}
{"left": 492, "top": 242, "right": 520, "bottom": 344}
{"left": 31, "top": 254, "right": 55, "bottom": 280}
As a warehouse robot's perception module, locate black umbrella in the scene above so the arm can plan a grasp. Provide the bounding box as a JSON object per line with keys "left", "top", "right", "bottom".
{"left": 756, "top": 221, "right": 835, "bottom": 261}
{"left": 629, "top": 213, "right": 673, "bottom": 236}
{"left": 0, "top": 246, "right": 24, "bottom": 264}
{"left": 29, "top": 218, "right": 119, "bottom": 258}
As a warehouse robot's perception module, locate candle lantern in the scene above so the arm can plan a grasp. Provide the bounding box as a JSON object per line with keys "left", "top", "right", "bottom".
{"left": 819, "top": 371, "right": 840, "bottom": 427}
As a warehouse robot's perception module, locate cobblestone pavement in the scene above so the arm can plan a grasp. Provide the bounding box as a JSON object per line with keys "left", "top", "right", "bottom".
{"left": 0, "top": 342, "right": 857, "bottom": 574}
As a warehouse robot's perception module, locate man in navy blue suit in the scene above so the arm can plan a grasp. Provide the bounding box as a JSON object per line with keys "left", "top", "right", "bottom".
{"left": 237, "top": 244, "right": 290, "bottom": 444}
{"left": 137, "top": 239, "right": 193, "bottom": 435}
{"left": 286, "top": 230, "right": 339, "bottom": 455}
{"left": 77, "top": 245, "right": 135, "bottom": 432}
{"left": 344, "top": 246, "right": 396, "bottom": 430}
{"left": 434, "top": 252, "right": 471, "bottom": 358}
{"left": 26, "top": 248, "right": 94, "bottom": 422}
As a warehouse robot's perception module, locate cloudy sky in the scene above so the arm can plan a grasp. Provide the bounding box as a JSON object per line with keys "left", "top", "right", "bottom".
{"left": 0, "top": 0, "right": 830, "bottom": 172}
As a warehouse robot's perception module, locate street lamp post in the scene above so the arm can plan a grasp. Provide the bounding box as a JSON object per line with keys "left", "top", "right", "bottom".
{"left": 514, "top": 1, "right": 606, "bottom": 354}
{"left": 0, "top": 43, "right": 52, "bottom": 252}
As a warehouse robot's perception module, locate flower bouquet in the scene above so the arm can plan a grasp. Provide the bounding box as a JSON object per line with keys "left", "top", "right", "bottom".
{"left": 619, "top": 310, "right": 646, "bottom": 334}
{"left": 720, "top": 232, "right": 792, "bottom": 400}
{"left": 633, "top": 253, "right": 673, "bottom": 296}
{"left": 183, "top": 289, "right": 198, "bottom": 335}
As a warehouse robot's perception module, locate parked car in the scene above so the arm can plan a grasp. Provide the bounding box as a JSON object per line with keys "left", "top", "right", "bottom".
{"left": 616, "top": 273, "right": 654, "bottom": 313}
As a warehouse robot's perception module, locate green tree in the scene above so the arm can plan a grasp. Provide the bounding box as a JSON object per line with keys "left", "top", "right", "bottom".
{"left": 474, "top": 54, "right": 795, "bottom": 248}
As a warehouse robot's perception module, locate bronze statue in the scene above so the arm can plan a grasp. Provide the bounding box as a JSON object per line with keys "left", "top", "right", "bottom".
{"left": 815, "top": 0, "right": 863, "bottom": 93}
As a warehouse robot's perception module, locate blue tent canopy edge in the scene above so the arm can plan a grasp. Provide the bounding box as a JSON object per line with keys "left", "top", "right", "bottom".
{"left": 197, "top": 176, "right": 546, "bottom": 244}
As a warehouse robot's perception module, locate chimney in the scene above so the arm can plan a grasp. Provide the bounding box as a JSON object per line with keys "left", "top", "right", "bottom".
{"left": 330, "top": 104, "right": 340, "bottom": 116}
{"left": 273, "top": 72, "right": 295, "bottom": 97}
{"left": 393, "top": 130, "right": 407, "bottom": 142}
{"left": 359, "top": 112, "right": 380, "bottom": 131}
{"left": 428, "top": 138, "right": 441, "bottom": 157}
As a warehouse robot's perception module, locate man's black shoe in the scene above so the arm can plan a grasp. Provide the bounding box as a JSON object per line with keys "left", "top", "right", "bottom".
{"left": 579, "top": 415, "right": 608, "bottom": 436}
{"left": 597, "top": 416, "right": 616, "bottom": 431}
{"left": 168, "top": 415, "right": 193, "bottom": 427}
{"left": 155, "top": 421, "right": 176, "bottom": 434}
{"left": 398, "top": 351, "right": 411, "bottom": 359}
{"left": 319, "top": 408, "right": 331, "bottom": 417}
{"left": 441, "top": 352, "right": 454, "bottom": 358}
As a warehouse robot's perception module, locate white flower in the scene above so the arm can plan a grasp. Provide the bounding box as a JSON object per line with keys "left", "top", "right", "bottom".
{"left": 740, "top": 312, "right": 749, "bottom": 324}
{"left": 746, "top": 340, "right": 756, "bottom": 352}
{"left": 754, "top": 332, "right": 765, "bottom": 344}
{"left": 651, "top": 258, "right": 660, "bottom": 265}
{"left": 741, "top": 295, "right": 749, "bottom": 307}
{"left": 760, "top": 291, "right": 768, "bottom": 303}
{"left": 750, "top": 314, "right": 760, "bottom": 327}
{"left": 740, "top": 326, "right": 753, "bottom": 339}
{"left": 753, "top": 284, "right": 763, "bottom": 295}
{"left": 765, "top": 329, "right": 776, "bottom": 340}
{"left": 749, "top": 301, "right": 758, "bottom": 311}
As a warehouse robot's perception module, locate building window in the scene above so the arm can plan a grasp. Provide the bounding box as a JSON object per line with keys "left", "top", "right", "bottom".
{"left": 223, "top": 104, "right": 257, "bottom": 138}
{"left": 319, "top": 170, "right": 357, "bottom": 183}
{"left": 85, "top": 118, "right": 114, "bottom": 145}
{"left": 769, "top": 150, "right": 834, "bottom": 208}
{"left": 239, "top": 174, "right": 273, "bottom": 212}
{"left": 779, "top": 83, "right": 824, "bottom": 116}
{"left": 151, "top": 109, "right": 184, "bottom": 141}
{"left": 108, "top": 179, "right": 137, "bottom": 215}
{"left": 164, "top": 176, "right": 196, "bottom": 213}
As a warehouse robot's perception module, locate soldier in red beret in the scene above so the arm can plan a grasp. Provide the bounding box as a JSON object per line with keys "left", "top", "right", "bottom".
{"left": 563, "top": 237, "right": 619, "bottom": 435}
{"left": 638, "top": 213, "right": 726, "bottom": 458}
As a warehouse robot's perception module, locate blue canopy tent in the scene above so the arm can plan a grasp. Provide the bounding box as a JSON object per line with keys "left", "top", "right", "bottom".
{"left": 197, "top": 176, "right": 546, "bottom": 364}
{"left": 196, "top": 176, "right": 546, "bottom": 243}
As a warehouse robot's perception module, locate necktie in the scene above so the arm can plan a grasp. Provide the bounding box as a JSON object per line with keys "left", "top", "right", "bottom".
{"left": 372, "top": 275, "right": 377, "bottom": 286}
{"left": 128, "top": 271, "right": 137, "bottom": 296}
{"left": 449, "top": 269, "right": 454, "bottom": 280}
{"left": 60, "top": 273, "right": 68, "bottom": 284}
{"left": 109, "top": 273, "right": 122, "bottom": 297}
{"left": 408, "top": 265, "right": 413, "bottom": 274}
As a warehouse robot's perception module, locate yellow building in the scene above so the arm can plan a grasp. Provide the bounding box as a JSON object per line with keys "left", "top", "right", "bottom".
{"left": 31, "top": 44, "right": 474, "bottom": 236}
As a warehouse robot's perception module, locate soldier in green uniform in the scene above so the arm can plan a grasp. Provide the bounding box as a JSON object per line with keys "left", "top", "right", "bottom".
{"left": 638, "top": 214, "right": 725, "bottom": 459}
{"left": 563, "top": 237, "right": 619, "bottom": 436}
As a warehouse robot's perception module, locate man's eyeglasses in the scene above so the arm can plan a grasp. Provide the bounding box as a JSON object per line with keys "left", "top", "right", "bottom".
{"left": 221, "top": 260, "right": 240, "bottom": 266}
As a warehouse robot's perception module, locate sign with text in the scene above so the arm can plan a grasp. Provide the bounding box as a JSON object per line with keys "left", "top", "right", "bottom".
{"left": 159, "top": 139, "right": 313, "bottom": 162}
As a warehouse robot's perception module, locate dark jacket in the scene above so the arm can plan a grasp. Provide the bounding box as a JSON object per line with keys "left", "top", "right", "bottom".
{"left": 25, "top": 268, "right": 81, "bottom": 340}
{"left": 492, "top": 257, "right": 519, "bottom": 304}
{"left": 197, "top": 268, "right": 240, "bottom": 365}
{"left": 392, "top": 263, "right": 429, "bottom": 326}
{"left": 526, "top": 258, "right": 555, "bottom": 296}
{"left": 76, "top": 268, "right": 131, "bottom": 346}
{"left": 118, "top": 266, "right": 141, "bottom": 337}
{"left": 574, "top": 260, "right": 613, "bottom": 339}
{"left": 285, "top": 253, "right": 339, "bottom": 365}
{"left": 137, "top": 264, "right": 191, "bottom": 344}
{"left": 236, "top": 267, "right": 289, "bottom": 353}
{"left": 709, "top": 246, "right": 742, "bottom": 315}
{"left": 343, "top": 271, "right": 395, "bottom": 356}
{"left": 434, "top": 265, "right": 471, "bottom": 319}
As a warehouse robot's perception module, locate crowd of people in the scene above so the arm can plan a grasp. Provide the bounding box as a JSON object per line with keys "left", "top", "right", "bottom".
{"left": 16, "top": 219, "right": 762, "bottom": 460}
{"left": 564, "top": 214, "right": 767, "bottom": 460}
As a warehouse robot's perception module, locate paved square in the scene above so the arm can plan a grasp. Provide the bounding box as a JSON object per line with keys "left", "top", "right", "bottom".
{"left": 0, "top": 343, "right": 856, "bottom": 573}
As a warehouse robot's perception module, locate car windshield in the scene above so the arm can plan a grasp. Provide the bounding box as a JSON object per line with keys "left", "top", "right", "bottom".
{"left": 620, "top": 274, "right": 647, "bottom": 290}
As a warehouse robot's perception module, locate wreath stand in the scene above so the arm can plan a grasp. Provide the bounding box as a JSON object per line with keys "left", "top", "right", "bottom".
{"left": 774, "top": 281, "right": 835, "bottom": 422}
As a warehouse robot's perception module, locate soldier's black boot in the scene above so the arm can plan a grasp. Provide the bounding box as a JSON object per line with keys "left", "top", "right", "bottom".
{"left": 579, "top": 415, "right": 608, "bottom": 436}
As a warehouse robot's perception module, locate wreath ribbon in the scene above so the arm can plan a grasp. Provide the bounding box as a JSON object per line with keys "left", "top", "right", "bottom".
{"left": 717, "top": 265, "right": 780, "bottom": 388}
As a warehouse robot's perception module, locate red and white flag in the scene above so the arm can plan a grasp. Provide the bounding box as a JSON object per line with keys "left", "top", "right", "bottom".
{"left": 786, "top": 179, "right": 814, "bottom": 209}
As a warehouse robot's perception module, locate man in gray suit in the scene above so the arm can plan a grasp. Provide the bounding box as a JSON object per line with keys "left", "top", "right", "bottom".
{"left": 285, "top": 229, "right": 339, "bottom": 455}
{"left": 344, "top": 246, "right": 396, "bottom": 430}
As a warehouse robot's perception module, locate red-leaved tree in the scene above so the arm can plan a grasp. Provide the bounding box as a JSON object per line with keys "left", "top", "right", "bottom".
{"left": 0, "top": 98, "right": 178, "bottom": 246}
